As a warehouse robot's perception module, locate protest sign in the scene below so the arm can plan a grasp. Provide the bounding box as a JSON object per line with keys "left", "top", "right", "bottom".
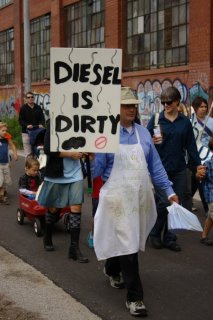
{"left": 50, "top": 47, "right": 122, "bottom": 152}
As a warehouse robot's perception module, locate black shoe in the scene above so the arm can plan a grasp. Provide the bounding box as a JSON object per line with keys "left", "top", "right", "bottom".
{"left": 164, "top": 242, "right": 181, "bottom": 252}
{"left": 43, "top": 224, "right": 54, "bottom": 251}
{"left": 150, "top": 237, "right": 162, "bottom": 249}
{"left": 68, "top": 245, "right": 89, "bottom": 263}
{"left": 200, "top": 237, "right": 213, "bottom": 246}
{"left": 43, "top": 237, "right": 54, "bottom": 251}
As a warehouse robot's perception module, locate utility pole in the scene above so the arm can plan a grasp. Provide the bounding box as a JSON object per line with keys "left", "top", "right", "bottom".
{"left": 23, "top": 0, "right": 31, "bottom": 93}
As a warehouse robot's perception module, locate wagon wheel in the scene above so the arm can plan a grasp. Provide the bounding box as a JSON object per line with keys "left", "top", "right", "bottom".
{"left": 34, "top": 218, "right": 43, "bottom": 237}
{"left": 17, "top": 208, "right": 24, "bottom": 225}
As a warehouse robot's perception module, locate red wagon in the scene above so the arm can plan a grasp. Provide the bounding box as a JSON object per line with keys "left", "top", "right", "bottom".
{"left": 16, "top": 193, "right": 70, "bottom": 237}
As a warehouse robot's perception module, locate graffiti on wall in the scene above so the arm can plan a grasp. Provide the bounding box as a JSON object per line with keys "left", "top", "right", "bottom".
{"left": 1, "top": 80, "right": 212, "bottom": 121}
{"left": 189, "top": 83, "right": 209, "bottom": 105}
{"left": 34, "top": 92, "right": 51, "bottom": 120}
{"left": 0, "top": 96, "right": 20, "bottom": 119}
{"left": 0, "top": 90, "right": 50, "bottom": 120}
{"left": 136, "top": 79, "right": 188, "bottom": 126}
{"left": 136, "top": 79, "right": 210, "bottom": 126}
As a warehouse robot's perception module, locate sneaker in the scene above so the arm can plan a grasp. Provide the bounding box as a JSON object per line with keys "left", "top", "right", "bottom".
{"left": 200, "top": 237, "right": 213, "bottom": 246}
{"left": 103, "top": 268, "right": 125, "bottom": 289}
{"left": 126, "top": 300, "right": 148, "bottom": 317}
{"left": 87, "top": 232, "right": 94, "bottom": 249}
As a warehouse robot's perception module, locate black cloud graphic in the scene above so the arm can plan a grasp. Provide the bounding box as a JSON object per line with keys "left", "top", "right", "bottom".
{"left": 62, "top": 137, "right": 86, "bottom": 150}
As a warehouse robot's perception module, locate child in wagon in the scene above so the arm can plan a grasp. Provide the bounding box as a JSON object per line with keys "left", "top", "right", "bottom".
{"left": 19, "top": 157, "right": 43, "bottom": 199}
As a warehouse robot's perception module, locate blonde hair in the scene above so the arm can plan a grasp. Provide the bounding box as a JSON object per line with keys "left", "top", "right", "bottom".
{"left": 0, "top": 122, "right": 8, "bottom": 129}
{"left": 25, "top": 157, "right": 40, "bottom": 169}
{"left": 178, "top": 103, "right": 188, "bottom": 116}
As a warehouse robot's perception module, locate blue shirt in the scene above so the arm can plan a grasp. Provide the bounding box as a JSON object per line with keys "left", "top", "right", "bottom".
{"left": 203, "top": 155, "right": 213, "bottom": 203}
{"left": 0, "top": 138, "right": 9, "bottom": 164}
{"left": 147, "top": 111, "right": 201, "bottom": 172}
{"left": 45, "top": 157, "right": 83, "bottom": 183}
{"left": 91, "top": 123, "right": 174, "bottom": 198}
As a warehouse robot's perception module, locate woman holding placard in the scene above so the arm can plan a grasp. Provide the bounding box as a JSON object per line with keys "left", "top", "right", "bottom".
{"left": 38, "top": 120, "right": 89, "bottom": 263}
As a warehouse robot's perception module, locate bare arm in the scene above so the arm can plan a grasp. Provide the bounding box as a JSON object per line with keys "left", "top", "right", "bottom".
{"left": 8, "top": 139, "right": 18, "bottom": 161}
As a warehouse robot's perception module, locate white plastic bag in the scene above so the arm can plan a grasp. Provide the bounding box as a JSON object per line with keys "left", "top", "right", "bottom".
{"left": 167, "top": 202, "right": 203, "bottom": 232}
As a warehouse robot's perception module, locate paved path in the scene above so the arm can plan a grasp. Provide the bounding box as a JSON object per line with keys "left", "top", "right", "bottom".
{"left": 0, "top": 246, "right": 101, "bottom": 320}
{"left": 1, "top": 151, "right": 213, "bottom": 320}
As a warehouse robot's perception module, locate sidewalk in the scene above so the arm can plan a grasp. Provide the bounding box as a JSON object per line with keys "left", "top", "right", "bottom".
{"left": 17, "top": 149, "right": 25, "bottom": 157}
{"left": 0, "top": 246, "right": 101, "bottom": 320}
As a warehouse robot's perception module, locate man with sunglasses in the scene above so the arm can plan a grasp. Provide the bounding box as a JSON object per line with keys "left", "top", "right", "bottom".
{"left": 19, "top": 92, "right": 45, "bottom": 157}
{"left": 147, "top": 86, "right": 202, "bottom": 252}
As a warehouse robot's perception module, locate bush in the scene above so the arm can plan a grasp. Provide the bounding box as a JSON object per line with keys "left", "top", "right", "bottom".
{"left": 2, "top": 116, "right": 23, "bottom": 149}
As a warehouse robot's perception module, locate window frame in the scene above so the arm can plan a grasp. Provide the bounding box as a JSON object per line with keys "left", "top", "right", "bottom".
{"left": 0, "top": 28, "right": 14, "bottom": 85}
{"left": 125, "top": 0, "right": 189, "bottom": 71}
{"left": 30, "top": 13, "right": 51, "bottom": 82}
{"left": 64, "top": 0, "right": 105, "bottom": 48}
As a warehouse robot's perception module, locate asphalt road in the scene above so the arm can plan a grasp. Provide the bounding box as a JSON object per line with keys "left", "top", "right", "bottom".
{"left": 0, "top": 157, "right": 213, "bottom": 320}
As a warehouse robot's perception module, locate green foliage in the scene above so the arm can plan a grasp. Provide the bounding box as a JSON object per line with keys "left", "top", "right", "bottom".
{"left": 2, "top": 116, "right": 23, "bottom": 149}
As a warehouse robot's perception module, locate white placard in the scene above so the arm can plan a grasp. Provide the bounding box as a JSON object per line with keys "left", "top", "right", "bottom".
{"left": 50, "top": 48, "right": 122, "bottom": 152}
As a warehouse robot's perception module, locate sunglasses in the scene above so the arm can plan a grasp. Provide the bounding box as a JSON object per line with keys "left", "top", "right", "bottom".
{"left": 161, "top": 100, "right": 173, "bottom": 106}
{"left": 27, "top": 96, "right": 34, "bottom": 99}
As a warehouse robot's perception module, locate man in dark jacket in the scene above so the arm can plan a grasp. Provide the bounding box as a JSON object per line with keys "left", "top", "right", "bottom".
{"left": 19, "top": 91, "right": 45, "bottom": 157}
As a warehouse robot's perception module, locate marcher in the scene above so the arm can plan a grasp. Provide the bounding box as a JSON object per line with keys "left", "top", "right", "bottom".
{"left": 191, "top": 96, "right": 213, "bottom": 214}
{"left": 37, "top": 120, "right": 89, "bottom": 263}
{"left": 0, "top": 122, "right": 18, "bottom": 204}
{"left": 19, "top": 157, "right": 42, "bottom": 199}
{"left": 92, "top": 87, "right": 178, "bottom": 317}
{"left": 176, "top": 102, "right": 192, "bottom": 211}
{"left": 191, "top": 96, "right": 213, "bottom": 148}
{"left": 200, "top": 137, "right": 213, "bottom": 245}
{"left": 147, "top": 87, "right": 203, "bottom": 252}
{"left": 19, "top": 92, "right": 45, "bottom": 157}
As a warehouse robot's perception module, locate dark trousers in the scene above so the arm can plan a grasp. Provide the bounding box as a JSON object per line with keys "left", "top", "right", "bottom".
{"left": 150, "top": 169, "right": 187, "bottom": 245}
{"left": 191, "top": 173, "right": 209, "bottom": 213}
{"left": 105, "top": 253, "right": 143, "bottom": 302}
{"left": 182, "top": 168, "right": 192, "bottom": 211}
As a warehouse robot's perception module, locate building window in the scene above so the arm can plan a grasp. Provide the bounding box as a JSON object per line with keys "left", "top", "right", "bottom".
{"left": 30, "top": 14, "right": 51, "bottom": 82}
{"left": 64, "top": 0, "right": 105, "bottom": 48}
{"left": 126, "top": 0, "right": 189, "bottom": 71}
{"left": 0, "top": 28, "right": 14, "bottom": 85}
{"left": 0, "top": 0, "right": 11, "bottom": 7}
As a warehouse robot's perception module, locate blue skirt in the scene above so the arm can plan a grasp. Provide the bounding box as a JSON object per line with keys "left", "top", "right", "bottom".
{"left": 38, "top": 180, "right": 84, "bottom": 208}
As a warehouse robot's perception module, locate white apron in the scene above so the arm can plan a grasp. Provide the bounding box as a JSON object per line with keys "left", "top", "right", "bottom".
{"left": 94, "top": 129, "right": 157, "bottom": 261}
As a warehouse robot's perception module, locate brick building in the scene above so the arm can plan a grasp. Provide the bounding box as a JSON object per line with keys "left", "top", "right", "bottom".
{"left": 0, "top": 0, "right": 212, "bottom": 122}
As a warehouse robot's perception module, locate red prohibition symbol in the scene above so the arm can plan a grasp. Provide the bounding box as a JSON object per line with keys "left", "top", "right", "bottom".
{"left": 95, "top": 136, "right": 108, "bottom": 149}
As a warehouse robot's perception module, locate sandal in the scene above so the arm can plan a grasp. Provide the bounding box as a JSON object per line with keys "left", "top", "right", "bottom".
{"left": 200, "top": 237, "right": 213, "bottom": 246}
{"left": 0, "top": 196, "right": 10, "bottom": 205}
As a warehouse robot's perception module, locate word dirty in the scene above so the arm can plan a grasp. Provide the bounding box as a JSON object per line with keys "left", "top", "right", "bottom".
{"left": 55, "top": 114, "right": 120, "bottom": 134}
